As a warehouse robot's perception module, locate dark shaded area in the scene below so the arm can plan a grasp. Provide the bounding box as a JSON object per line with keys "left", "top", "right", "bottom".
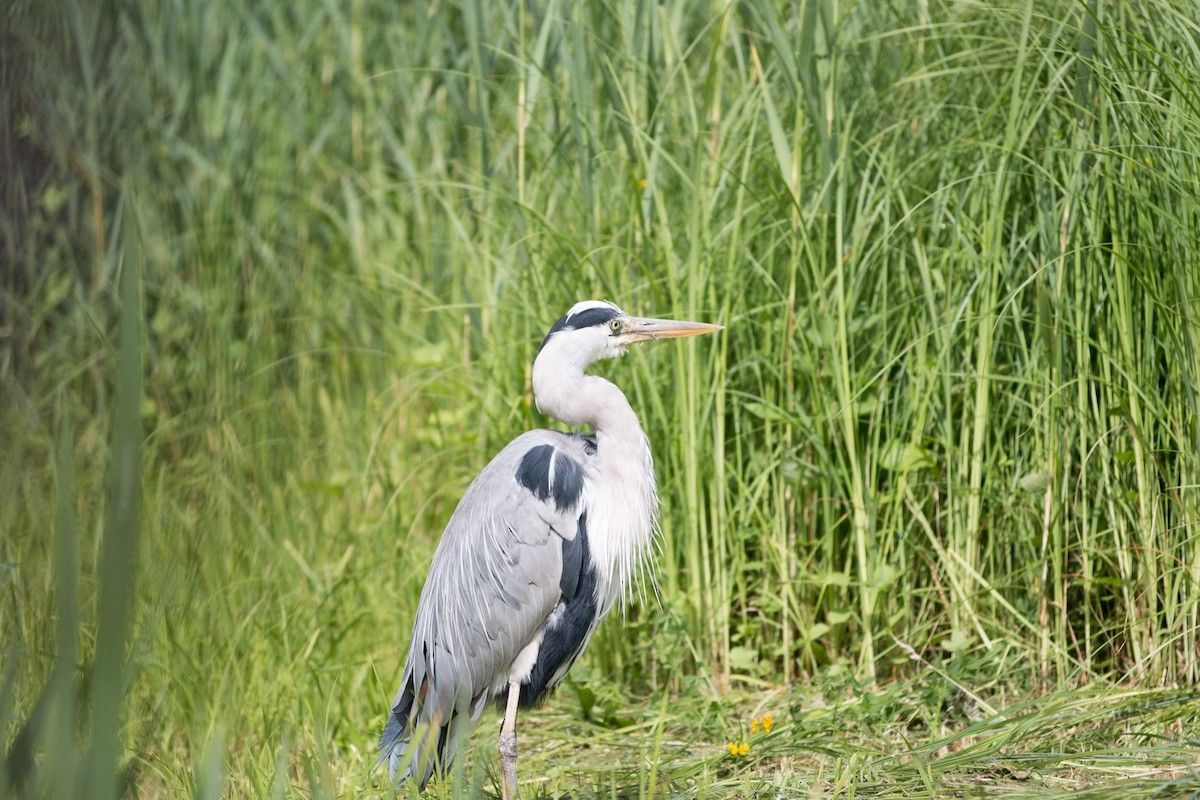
{"left": 515, "top": 443, "right": 585, "bottom": 512}
{"left": 519, "top": 511, "right": 598, "bottom": 708}
{"left": 538, "top": 304, "right": 621, "bottom": 354}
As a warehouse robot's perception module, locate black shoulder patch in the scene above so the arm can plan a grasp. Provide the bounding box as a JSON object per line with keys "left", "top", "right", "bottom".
{"left": 515, "top": 444, "right": 585, "bottom": 512}
{"left": 551, "top": 451, "right": 584, "bottom": 510}
{"left": 537, "top": 305, "right": 621, "bottom": 354}
{"left": 515, "top": 444, "right": 553, "bottom": 501}
{"left": 518, "top": 510, "right": 598, "bottom": 708}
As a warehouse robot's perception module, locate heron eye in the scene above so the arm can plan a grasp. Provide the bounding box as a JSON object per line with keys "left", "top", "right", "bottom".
{"left": 609, "top": 319, "right": 623, "bottom": 333}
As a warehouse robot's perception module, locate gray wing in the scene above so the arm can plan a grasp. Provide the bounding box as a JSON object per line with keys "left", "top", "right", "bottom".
{"left": 380, "top": 430, "right": 591, "bottom": 784}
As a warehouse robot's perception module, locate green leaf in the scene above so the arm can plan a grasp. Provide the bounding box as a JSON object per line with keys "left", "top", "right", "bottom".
{"left": 1018, "top": 472, "right": 1051, "bottom": 493}
{"left": 826, "top": 610, "right": 853, "bottom": 626}
{"left": 728, "top": 646, "right": 760, "bottom": 672}
{"left": 815, "top": 571, "right": 851, "bottom": 588}
{"left": 803, "top": 623, "right": 830, "bottom": 642}
{"left": 745, "top": 401, "right": 799, "bottom": 424}
{"left": 879, "top": 440, "right": 934, "bottom": 473}
{"left": 564, "top": 678, "right": 595, "bottom": 720}
{"left": 868, "top": 564, "right": 901, "bottom": 591}
{"left": 940, "top": 630, "right": 972, "bottom": 652}
{"left": 854, "top": 393, "right": 878, "bottom": 416}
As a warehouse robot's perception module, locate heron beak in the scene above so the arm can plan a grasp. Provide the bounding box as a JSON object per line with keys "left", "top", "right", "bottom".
{"left": 617, "top": 316, "right": 724, "bottom": 345}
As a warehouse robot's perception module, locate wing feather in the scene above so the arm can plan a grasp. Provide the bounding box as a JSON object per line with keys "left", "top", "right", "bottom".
{"left": 379, "top": 430, "right": 591, "bottom": 786}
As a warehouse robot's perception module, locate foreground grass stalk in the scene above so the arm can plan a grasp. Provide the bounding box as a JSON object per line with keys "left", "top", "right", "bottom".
{"left": 50, "top": 403, "right": 78, "bottom": 800}
{"left": 83, "top": 200, "right": 142, "bottom": 800}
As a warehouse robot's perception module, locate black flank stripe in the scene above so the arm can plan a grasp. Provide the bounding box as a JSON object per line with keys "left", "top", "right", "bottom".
{"left": 518, "top": 510, "right": 598, "bottom": 708}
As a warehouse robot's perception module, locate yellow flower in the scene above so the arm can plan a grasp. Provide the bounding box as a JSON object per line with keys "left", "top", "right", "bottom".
{"left": 725, "top": 741, "right": 750, "bottom": 757}
{"left": 638, "top": 178, "right": 648, "bottom": 189}
{"left": 750, "top": 718, "right": 759, "bottom": 732}
{"left": 762, "top": 714, "right": 774, "bottom": 733}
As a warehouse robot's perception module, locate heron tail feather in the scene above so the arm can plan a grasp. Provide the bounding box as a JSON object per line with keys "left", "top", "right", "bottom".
{"left": 378, "top": 683, "right": 424, "bottom": 785}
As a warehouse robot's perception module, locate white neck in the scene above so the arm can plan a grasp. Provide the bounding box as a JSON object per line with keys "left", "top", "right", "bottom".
{"left": 532, "top": 356, "right": 659, "bottom": 615}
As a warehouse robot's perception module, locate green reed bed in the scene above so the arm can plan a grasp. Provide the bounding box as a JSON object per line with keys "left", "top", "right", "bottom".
{"left": 2, "top": 0, "right": 1198, "bottom": 796}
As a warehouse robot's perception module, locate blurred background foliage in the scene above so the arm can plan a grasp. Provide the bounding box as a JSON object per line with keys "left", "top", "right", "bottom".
{"left": 2, "top": 0, "right": 1198, "bottom": 795}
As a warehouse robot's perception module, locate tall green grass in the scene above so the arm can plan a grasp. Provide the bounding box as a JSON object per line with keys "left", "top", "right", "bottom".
{"left": 3, "top": 0, "right": 1198, "bottom": 796}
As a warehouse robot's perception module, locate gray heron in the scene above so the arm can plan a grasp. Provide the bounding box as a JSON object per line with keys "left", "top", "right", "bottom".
{"left": 378, "top": 300, "right": 722, "bottom": 798}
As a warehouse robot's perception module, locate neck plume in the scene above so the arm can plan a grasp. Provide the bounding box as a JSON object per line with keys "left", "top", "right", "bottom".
{"left": 531, "top": 348, "right": 658, "bottom": 614}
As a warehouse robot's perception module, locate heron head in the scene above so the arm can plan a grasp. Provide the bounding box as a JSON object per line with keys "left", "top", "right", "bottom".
{"left": 532, "top": 300, "right": 722, "bottom": 426}
{"left": 536, "top": 300, "right": 722, "bottom": 368}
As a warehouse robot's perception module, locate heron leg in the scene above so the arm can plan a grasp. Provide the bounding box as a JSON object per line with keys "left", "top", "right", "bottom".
{"left": 499, "top": 682, "right": 521, "bottom": 800}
